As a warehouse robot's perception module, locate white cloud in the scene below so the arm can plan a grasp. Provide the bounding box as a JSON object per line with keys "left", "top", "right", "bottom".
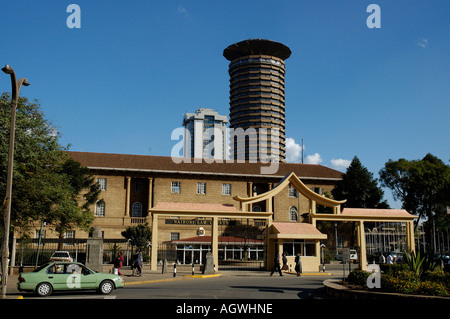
{"left": 330, "top": 158, "right": 351, "bottom": 171}
{"left": 177, "top": 5, "right": 189, "bottom": 17}
{"left": 416, "top": 38, "right": 428, "bottom": 48}
{"left": 305, "top": 153, "right": 322, "bottom": 165}
{"left": 285, "top": 137, "right": 303, "bottom": 163}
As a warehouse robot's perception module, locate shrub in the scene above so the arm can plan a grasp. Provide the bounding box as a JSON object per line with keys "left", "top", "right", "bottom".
{"left": 415, "top": 281, "right": 448, "bottom": 297}
{"left": 422, "top": 269, "right": 450, "bottom": 292}
{"left": 381, "top": 271, "right": 420, "bottom": 294}
{"left": 380, "top": 263, "right": 409, "bottom": 276}
{"left": 347, "top": 270, "right": 370, "bottom": 286}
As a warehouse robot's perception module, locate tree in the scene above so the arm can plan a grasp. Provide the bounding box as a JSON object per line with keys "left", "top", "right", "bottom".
{"left": 332, "top": 156, "right": 389, "bottom": 209}
{"left": 121, "top": 224, "right": 152, "bottom": 249}
{"left": 50, "top": 159, "right": 101, "bottom": 243}
{"left": 331, "top": 156, "right": 389, "bottom": 249}
{"left": 0, "top": 93, "right": 99, "bottom": 240}
{"left": 379, "top": 154, "right": 450, "bottom": 251}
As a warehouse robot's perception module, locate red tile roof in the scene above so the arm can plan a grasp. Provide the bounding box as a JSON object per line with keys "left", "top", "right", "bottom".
{"left": 271, "top": 222, "right": 326, "bottom": 236}
{"left": 67, "top": 151, "right": 343, "bottom": 180}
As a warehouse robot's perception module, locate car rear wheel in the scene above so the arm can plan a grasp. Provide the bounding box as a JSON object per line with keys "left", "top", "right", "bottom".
{"left": 99, "top": 280, "right": 114, "bottom": 294}
{"left": 36, "top": 282, "right": 53, "bottom": 297}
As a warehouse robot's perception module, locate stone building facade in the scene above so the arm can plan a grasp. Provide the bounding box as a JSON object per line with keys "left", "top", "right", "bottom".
{"left": 66, "top": 151, "right": 341, "bottom": 242}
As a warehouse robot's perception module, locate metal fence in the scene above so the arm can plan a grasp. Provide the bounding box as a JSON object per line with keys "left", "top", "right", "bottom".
{"left": 14, "top": 238, "right": 129, "bottom": 267}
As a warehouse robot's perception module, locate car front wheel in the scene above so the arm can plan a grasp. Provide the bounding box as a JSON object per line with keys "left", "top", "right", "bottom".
{"left": 36, "top": 282, "right": 53, "bottom": 297}
{"left": 99, "top": 280, "right": 114, "bottom": 294}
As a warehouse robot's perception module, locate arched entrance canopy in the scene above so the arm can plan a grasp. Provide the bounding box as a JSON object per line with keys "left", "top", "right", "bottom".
{"left": 149, "top": 172, "right": 417, "bottom": 272}
{"left": 234, "top": 172, "right": 346, "bottom": 214}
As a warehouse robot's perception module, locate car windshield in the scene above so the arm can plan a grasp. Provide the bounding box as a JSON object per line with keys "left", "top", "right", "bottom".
{"left": 52, "top": 252, "right": 69, "bottom": 257}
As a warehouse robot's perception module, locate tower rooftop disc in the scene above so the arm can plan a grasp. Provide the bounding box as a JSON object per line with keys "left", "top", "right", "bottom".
{"left": 223, "top": 39, "right": 291, "bottom": 61}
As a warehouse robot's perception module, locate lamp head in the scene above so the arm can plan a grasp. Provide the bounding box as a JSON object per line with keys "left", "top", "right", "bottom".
{"left": 2, "top": 65, "right": 13, "bottom": 74}
{"left": 22, "top": 79, "right": 30, "bottom": 86}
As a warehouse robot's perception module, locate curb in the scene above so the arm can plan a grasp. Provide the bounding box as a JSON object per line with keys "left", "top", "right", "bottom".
{"left": 124, "top": 277, "right": 189, "bottom": 286}
{"left": 124, "top": 273, "right": 222, "bottom": 286}
{"left": 183, "top": 274, "right": 222, "bottom": 279}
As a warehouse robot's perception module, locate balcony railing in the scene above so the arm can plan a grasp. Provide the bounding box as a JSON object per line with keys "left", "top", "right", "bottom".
{"left": 131, "top": 217, "right": 147, "bottom": 224}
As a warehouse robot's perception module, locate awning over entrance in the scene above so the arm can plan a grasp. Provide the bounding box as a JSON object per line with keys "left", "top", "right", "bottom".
{"left": 270, "top": 222, "right": 327, "bottom": 240}
{"left": 341, "top": 208, "right": 415, "bottom": 219}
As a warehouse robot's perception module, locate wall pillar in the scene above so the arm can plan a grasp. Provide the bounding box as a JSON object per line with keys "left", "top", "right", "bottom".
{"left": 150, "top": 214, "right": 159, "bottom": 271}
{"left": 407, "top": 221, "right": 416, "bottom": 253}
{"left": 211, "top": 216, "right": 219, "bottom": 270}
{"left": 358, "top": 220, "right": 367, "bottom": 271}
{"left": 148, "top": 177, "right": 153, "bottom": 210}
{"left": 125, "top": 176, "right": 131, "bottom": 216}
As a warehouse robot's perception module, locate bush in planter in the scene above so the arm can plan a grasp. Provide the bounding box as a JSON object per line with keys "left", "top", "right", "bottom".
{"left": 381, "top": 271, "right": 420, "bottom": 294}
{"left": 347, "top": 269, "right": 370, "bottom": 286}
{"left": 380, "top": 263, "right": 409, "bottom": 276}
{"left": 422, "top": 269, "right": 450, "bottom": 292}
{"left": 415, "top": 281, "right": 448, "bottom": 297}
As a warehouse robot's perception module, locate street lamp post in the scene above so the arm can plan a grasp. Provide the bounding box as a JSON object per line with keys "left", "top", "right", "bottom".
{"left": 1, "top": 65, "right": 29, "bottom": 299}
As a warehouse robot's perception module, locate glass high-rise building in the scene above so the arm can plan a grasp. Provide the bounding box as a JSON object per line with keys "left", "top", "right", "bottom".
{"left": 223, "top": 39, "right": 291, "bottom": 163}
{"left": 182, "top": 108, "right": 228, "bottom": 160}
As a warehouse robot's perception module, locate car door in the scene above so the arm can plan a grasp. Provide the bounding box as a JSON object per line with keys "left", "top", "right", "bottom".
{"left": 79, "top": 265, "right": 98, "bottom": 289}
{"left": 47, "top": 263, "right": 72, "bottom": 290}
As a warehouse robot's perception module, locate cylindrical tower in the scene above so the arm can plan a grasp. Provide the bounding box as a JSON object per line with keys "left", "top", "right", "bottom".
{"left": 223, "top": 39, "right": 291, "bottom": 163}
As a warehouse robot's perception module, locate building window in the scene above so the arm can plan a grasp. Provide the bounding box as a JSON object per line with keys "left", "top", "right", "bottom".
{"left": 197, "top": 182, "right": 206, "bottom": 194}
{"left": 97, "top": 178, "right": 107, "bottom": 191}
{"left": 34, "top": 229, "right": 46, "bottom": 239}
{"left": 135, "top": 181, "right": 144, "bottom": 193}
{"left": 282, "top": 239, "right": 316, "bottom": 257}
{"left": 132, "top": 202, "right": 142, "bottom": 217}
{"left": 170, "top": 233, "right": 180, "bottom": 241}
{"left": 312, "top": 187, "right": 323, "bottom": 195}
{"left": 289, "top": 206, "right": 298, "bottom": 221}
{"left": 252, "top": 205, "right": 261, "bottom": 212}
{"left": 222, "top": 183, "right": 231, "bottom": 195}
{"left": 95, "top": 200, "right": 105, "bottom": 217}
{"left": 64, "top": 230, "right": 75, "bottom": 246}
{"left": 65, "top": 230, "right": 75, "bottom": 239}
{"left": 171, "top": 181, "right": 181, "bottom": 193}
{"left": 288, "top": 185, "right": 298, "bottom": 197}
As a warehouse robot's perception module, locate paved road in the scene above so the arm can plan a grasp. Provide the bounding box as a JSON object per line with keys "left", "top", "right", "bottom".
{"left": 119, "top": 272, "right": 337, "bottom": 299}
{"left": 14, "top": 270, "right": 341, "bottom": 300}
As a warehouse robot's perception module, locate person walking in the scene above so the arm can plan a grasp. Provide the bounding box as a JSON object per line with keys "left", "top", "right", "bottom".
{"left": 295, "top": 252, "right": 302, "bottom": 277}
{"left": 281, "top": 252, "right": 288, "bottom": 271}
{"left": 379, "top": 253, "right": 386, "bottom": 264}
{"left": 270, "top": 252, "right": 283, "bottom": 276}
{"left": 115, "top": 251, "right": 124, "bottom": 276}
{"left": 132, "top": 249, "right": 143, "bottom": 276}
{"left": 387, "top": 254, "right": 393, "bottom": 265}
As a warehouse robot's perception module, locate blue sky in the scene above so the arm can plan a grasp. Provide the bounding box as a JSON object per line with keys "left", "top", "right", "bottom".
{"left": 1, "top": 1, "right": 449, "bottom": 207}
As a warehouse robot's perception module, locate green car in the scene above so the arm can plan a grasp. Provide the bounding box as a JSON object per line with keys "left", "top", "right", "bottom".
{"left": 18, "top": 261, "right": 125, "bottom": 297}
